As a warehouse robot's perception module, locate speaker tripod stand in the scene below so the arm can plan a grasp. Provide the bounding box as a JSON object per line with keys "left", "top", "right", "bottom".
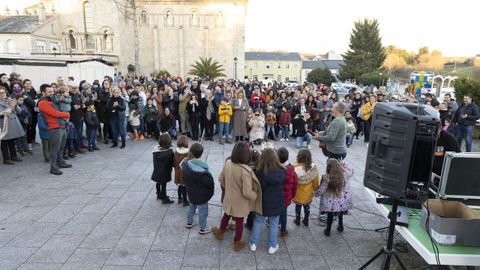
{"left": 359, "top": 200, "right": 406, "bottom": 270}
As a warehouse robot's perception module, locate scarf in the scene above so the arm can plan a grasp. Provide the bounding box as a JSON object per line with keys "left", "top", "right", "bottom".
{"left": 207, "top": 99, "right": 214, "bottom": 121}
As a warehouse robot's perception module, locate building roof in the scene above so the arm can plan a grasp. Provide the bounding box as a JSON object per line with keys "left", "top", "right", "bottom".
{"left": 302, "top": 60, "right": 327, "bottom": 69}
{"left": 245, "top": 52, "right": 302, "bottom": 61}
{"left": 0, "top": 15, "right": 52, "bottom": 33}
{"left": 0, "top": 54, "right": 114, "bottom": 65}
{"left": 321, "top": 60, "right": 344, "bottom": 70}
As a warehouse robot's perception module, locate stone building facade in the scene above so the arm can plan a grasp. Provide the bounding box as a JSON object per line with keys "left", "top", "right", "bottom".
{"left": 0, "top": 0, "right": 247, "bottom": 78}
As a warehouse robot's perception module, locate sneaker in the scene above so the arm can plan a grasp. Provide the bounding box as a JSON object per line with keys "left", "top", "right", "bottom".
{"left": 199, "top": 227, "right": 212, "bottom": 235}
{"left": 249, "top": 242, "right": 257, "bottom": 252}
{"left": 92, "top": 146, "right": 100, "bottom": 151}
{"left": 88, "top": 148, "right": 94, "bottom": 152}
{"left": 268, "top": 244, "right": 279, "bottom": 254}
{"left": 186, "top": 223, "right": 197, "bottom": 229}
{"left": 280, "top": 138, "right": 285, "bottom": 142}
{"left": 286, "top": 138, "right": 289, "bottom": 142}
{"left": 162, "top": 197, "right": 174, "bottom": 204}
{"left": 27, "top": 143, "right": 33, "bottom": 151}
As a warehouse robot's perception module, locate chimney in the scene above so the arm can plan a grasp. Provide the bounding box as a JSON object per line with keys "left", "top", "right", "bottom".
{"left": 38, "top": 3, "right": 46, "bottom": 22}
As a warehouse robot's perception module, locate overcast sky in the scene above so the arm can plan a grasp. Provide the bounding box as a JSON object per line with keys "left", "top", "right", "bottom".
{"left": 3, "top": 0, "right": 479, "bottom": 57}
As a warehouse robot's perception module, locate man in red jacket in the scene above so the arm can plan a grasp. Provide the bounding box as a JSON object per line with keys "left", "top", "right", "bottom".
{"left": 277, "top": 147, "right": 298, "bottom": 237}
{"left": 38, "top": 84, "right": 71, "bottom": 175}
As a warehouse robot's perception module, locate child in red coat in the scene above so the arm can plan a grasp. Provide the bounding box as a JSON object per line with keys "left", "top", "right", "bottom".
{"left": 277, "top": 147, "right": 298, "bottom": 237}
{"left": 278, "top": 106, "right": 291, "bottom": 142}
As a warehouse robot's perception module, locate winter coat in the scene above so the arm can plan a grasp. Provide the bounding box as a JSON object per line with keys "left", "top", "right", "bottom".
{"left": 154, "top": 94, "right": 164, "bottom": 117}
{"left": 276, "top": 97, "right": 292, "bottom": 111}
{"left": 84, "top": 110, "right": 100, "bottom": 128}
{"left": 16, "top": 104, "right": 31, "bottom": 129}
{"left": 159, "top": 114, "right": 175, "bottom": 133}
{"left": 218, "top": 104, "right": 233, "bottom": 123}
{"left": 107, "top": 96, "right": 126, "bottom": 119}
{"left": 231, "top": 98, "right": 249, "bottom": 137}
{"left": 37, "top": 99, "right": 70, "bottom": 129}
{"left": 173, "top": 147, "right": 189, "bottom": 185}
{"left": 292, "top": 163, "right": 319, "bottom": 205}
{"left": 128, "top": 110, "right": 140, "bottom": 127}
{"left": 181, "top": 159, "right": 215, "bottom": 205}
{"left": 361, "top": 102, "right": 376, "bottom": 121}
{"left": 219, "top": 160, "right": 262, "bottom": 217}
{"left": 453, "top": 102, "right": 480, "bottom": 126}
{"left": 179, "top": 93, "right": 190, "bottom": 113}
{"left": 318, "top": 174, "right": 353, "bottom": 213}
{"left": 248, "top": 115, "right": 265, "bottom": 141}
{"left": 283, "top": 163, "right": 298, "bottom": 207}
{"left": 187, "top": 101, "right": 201, "bottom": 118}
{"left": 278, "top": 111, "right": 291, "bottom": 128}
{"left": 37, "top": 112, "right": 50, "bottom": 140}
{"left": 145, "top": 105, "right": 158, "bottom": 123}
{"left": 151, "top": 146, "right": 174, "bottom": 183}
{"left": 0, "top": 99, "right": 25, "bottom": 140}
{"left": 256, "top": 169, "right": 285, "bottom": 217}
{"left": 265, "top": 111, "right": 276, "bottom": 125}
{"left": 130, "top": 97, "right": 145, "bottom": 118}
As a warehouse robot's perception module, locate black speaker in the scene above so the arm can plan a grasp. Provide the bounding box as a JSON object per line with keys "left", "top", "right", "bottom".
{"left": 363, "top": 103, "right": 441, "bottom": 199}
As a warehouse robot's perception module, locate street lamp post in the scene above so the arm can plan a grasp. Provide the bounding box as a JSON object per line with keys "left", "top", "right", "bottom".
{"left": 250, "top": 68, "right": 252, "bottom": 80}
{"left": 233, "top": 57, "right": 238, "bottom": 80}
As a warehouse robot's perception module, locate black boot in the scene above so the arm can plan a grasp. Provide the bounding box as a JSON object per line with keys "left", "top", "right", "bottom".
{"left": 156, "top": 183, "right": 165, "bottom": 200}
{"left": 337, "top": 213, "right": 344, "bottom": 232}
{"left": 324, "top": 213, "right": 333, "bottom": 236}
{"left": 50, "top": 167, "right": 63, "bottom": 175}
{"left": 294, "top": 216, "right": 300, "bottom": 226}
{"left": 120, "top": 142, "right": 125, "bottom": 149}
{"left": 162, "top": 196, "right": 174, "bottom": 204}
{"left": 303, "top": 213, "right": 309, "bottom": 227}
{"left": 111, "top": 142, "right": 118, "bottom": 148}
{"left": 177, "top": 187, "right": 183, "bottom": 204}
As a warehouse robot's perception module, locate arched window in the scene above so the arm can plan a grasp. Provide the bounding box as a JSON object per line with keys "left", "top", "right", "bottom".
{"left": 215, "top": 11, "right": 224, "bottom": 28}
{"left": 165, "top": 10, "right": 174, "bottom": 27}
{"left": 104, "top": 30, "right": 113, "bottom": 51}
{"left": 141, "top": 10, "right": 148, "bottom": 25}
{"left": 190, "top": 10, "right": 199, "bottom": 27}
{"left": 69, "top": 30, "right": 76, "bottom": 49}
{"left": 6, "top": 39, "right": 16, "bottom": 53}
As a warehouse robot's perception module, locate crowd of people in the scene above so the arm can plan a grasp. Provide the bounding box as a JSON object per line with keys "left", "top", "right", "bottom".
{"left": 0, "top": 71, "right": 478, "bottom": 172}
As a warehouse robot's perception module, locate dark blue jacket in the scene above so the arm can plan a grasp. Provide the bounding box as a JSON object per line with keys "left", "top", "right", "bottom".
{"left": 181, "top": 159, "right": 214, "bottom": 205}
{"left": 453, "top": 102, "right": 480, "bottom": 126}
{"left": 37, "top": 112, "right": 50, "bottom": 140}
{"left": 255, "top": 169, "right": 286, "bottom": 216}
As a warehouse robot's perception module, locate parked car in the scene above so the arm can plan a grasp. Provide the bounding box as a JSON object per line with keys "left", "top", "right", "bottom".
{"left": 285, "top": 81, "right": 300, "bottom": 88}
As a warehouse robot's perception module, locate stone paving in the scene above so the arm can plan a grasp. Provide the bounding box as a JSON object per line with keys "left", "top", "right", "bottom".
{"left": 0, "top": 136, "right": 478, "bottom": 270}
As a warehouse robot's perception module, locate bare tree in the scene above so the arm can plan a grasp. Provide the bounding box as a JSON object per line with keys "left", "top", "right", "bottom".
{"left": 113, "top": 0, "right": 140, "bottom": 76}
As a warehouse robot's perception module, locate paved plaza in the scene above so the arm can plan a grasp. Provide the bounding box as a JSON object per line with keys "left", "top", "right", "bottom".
{"left": 0, "top": 138, "right": 478, "bottom": 270}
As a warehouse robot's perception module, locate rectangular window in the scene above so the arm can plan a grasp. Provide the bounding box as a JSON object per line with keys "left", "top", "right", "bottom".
{"left": 36, "top": 40, "right": 46, "bottom": 53}
{"left": 277, "top": 63, "right": 281, "bottom": 69}
{"left": 285, "top": 76, "right": 290, "bottom": 82}
{"left": 286, "top": 63, "right": 290, "bottom": 69}
{"left": 277, "top": 75, "right": 282, "bottom": 82}
{"left": 293, "top": 76, "right": 298, "bottom": 81}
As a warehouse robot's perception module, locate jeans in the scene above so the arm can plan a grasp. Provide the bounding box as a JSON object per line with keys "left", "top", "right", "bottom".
{"left": 16, "top": 135, "right": 28, "bottom": 152}
{"left": 139, "top": 118, "right": 145, "bottom": 135}
{"left": 296, "top": 133, "right": 312, "bottom": 149}
{"left": 218, "top": 122, "right": 231, "bottom": 139}
{"left": 281, "top": 127, "right": 289, "bottom": 139}
{"left": 179, "top": 112, "right": 190, "bottom": 134}
{"left": 456, "top": 125, "right": 474, "bottom": 152}
{"left": 187, "top": 202, "right": 209, "bottom": 230}
{"left": 279, "top": 208, "right": 288, "bottom": 233}
{"left": 86, "top": 127, "right": 97, "bottom": 147}
{"left": 265, "top": 125, "right": 275, "bottom": 138}
{"left": 250, "top": 214, "right": 280, "bottom": 248}
{"left": 71, "top": 119, "right": 84, "bottom": 149}
{"left": 166, "top": 129, "right": 177, "bottom": 138}
{"left": 205, "top": 117, "right": 215, "bottom": 138}
{"left": 48, "top": 128, "right": 67, "bottom": 169}
{"left": 110, "top": 116, "right": 126, "bottom": 144}
{"left": 346, "top": 133, "right": 353, "bottom": 146}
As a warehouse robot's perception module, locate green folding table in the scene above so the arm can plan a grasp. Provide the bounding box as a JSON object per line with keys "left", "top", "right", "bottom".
{"left": 365, "top": 188, "right": 480, "bottom": 267}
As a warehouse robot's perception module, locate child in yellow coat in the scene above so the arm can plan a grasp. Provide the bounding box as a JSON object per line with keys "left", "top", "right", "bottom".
{"left": 292, "top": 149, "right": 319, "bottom": 226}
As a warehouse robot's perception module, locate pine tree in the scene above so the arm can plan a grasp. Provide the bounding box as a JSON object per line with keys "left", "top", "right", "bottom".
{"left": 340, "top": 19, "right": 386, "bottom": 81}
